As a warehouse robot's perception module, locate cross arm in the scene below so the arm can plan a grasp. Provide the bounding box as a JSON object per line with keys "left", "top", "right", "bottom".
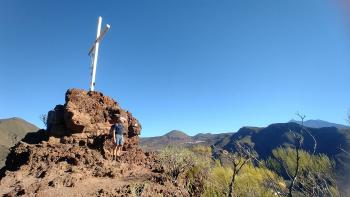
{"left": 88, "top": 24, "right": 111, "bottom": 56}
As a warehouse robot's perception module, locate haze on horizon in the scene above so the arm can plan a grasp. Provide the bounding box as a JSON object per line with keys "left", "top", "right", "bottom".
{"left": 0, "top": 0, "right": 349, "bottom": 137}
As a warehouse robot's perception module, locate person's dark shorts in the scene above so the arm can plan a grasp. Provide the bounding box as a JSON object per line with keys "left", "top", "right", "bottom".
{"left": 115, "top": 134, "right": 124, "bottom": 145}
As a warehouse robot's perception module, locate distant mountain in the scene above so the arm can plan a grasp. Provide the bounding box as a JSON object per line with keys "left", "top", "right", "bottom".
{"left": 192, "top": 132, "right": 235, "bottom": 146}
{"left": 140, "top": 130, "right": 234, "bottom": 151}
{"left": 218, "top": 122, "right": 349, "bottom": 160}
{"left": 140, "top": 122, "right": 350, "bottom": 194}
{"left": 141, "top": 130, "right": 191, "bottom": 151}
{"left": 218, "top": 122, "right": 350, "bottom": 195}
{"left": 164, "top": 130, "right": 191, "bottom": 140}
{"left": 0, "top": 117, "right": 39, "bottom": 167}
{"left": 289, "top": 119, "right": 350, "bottom": 129}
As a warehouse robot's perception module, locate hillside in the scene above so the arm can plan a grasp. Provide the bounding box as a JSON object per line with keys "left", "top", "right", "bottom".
{"left": 140, "top": 131, "right": 234, "bottom": 151}
{"left": 140, "top": 130, "right": 191, "bottom": 151}
{"left": 0, "top": 118, "right": 39, "bottom": 167}
{"left": 222, "top": 123, "right": 350, "bottom": 195}
{"left": 141, "top": 122, "right": 350, "bottom": 195}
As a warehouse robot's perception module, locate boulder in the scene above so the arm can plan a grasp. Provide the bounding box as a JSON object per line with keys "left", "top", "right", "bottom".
{"left": 47, "top": 88, "right": 142, "bottom": 149}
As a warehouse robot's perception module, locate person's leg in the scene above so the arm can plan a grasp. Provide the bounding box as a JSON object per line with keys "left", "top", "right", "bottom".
{"left": 119, "top": 135, "right": 124, "bottom": 156}
{"left": 116, "top": 135, "right": 121, "bottom": 157}
{"left": 113, "top": 144, "right": 117, "bottom": 160}
{"left": 117, "top": 145, "right": 121, "bottom": 157}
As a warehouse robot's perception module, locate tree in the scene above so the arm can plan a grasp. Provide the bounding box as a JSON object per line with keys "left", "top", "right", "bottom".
{"left": 218, "top": 143, "right": 257, "bottom": 197}
{"left": 296, "top": 112, "right": 317, "bottom": 154}
{"left": 288, "top": 133, "right": 303, "bottom": 197}
{"left": 269, "top": 147, "right": 339, "bottom": 197}
{"left": 296, "top": 112, "right": 306, "bottom": 126}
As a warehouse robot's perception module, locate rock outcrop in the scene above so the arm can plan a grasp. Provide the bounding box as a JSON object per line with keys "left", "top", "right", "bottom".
{"left": 0, "top": 89, "right": 187, "bottom": 197}
{"left": 48, "top": 89, "right": 141, "bottom": 146}
{"left": 45, "top": 89, "right": 142, "bottom": 160}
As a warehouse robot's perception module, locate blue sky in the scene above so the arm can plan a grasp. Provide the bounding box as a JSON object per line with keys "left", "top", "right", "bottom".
{"left": 0, "top": 0, "right": 349, "bottom": 137}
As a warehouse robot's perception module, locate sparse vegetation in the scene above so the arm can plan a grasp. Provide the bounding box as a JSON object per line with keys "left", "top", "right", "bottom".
{"left": 158, "top": 142, "right": 339, "bottom": 197}
{"left": 130, "top": 182, "right": 147, "bottom": 197}
{"left": 186, "top": 145, "right": 212, "bottom": 196}
{"left": 159, "top": 146, "right": 197, "bottom": 183}
{"left": 202, "top": 160, "right": 284, "bottom": 197}
{"left": 158, "top": 145, "right": 214, "bottom": 196}
{"left": 202, "top": 162, "right": 233, "bottom": 197}
{"left": 268, "top": 147, "right": 339, "bottom": 196}
{"left": 223, "top": 143, "right": 257, "bottom": 197}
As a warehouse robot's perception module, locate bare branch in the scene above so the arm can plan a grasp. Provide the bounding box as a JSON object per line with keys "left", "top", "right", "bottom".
{"left": 296, "top": 112, "right": 306, "bottom": 126}
{"left": 338, "top": 145, "right": 350, "bottom": 156}
{"left": 294, "top": 112, "right": 318, "bottom": 154}
{"left": 303, "top": 127, "right": 317, "bottom": 154}
{"left": 288, "top": 136, "right": 302, "bottom": 197}
{"left": 39, "top": 114, "right": 48, "bottom": 127}
{"left": 222, "top": 142, "right": 256, "bottom": 197}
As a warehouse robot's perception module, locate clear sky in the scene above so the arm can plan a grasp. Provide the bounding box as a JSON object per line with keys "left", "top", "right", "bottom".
{"left": 0, "top": 0, "right": 349, "bottom": 137}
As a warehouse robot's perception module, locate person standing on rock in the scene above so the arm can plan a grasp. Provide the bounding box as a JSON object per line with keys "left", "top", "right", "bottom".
{"left": 111, "top": 117, "right": 126, "bottom": 160}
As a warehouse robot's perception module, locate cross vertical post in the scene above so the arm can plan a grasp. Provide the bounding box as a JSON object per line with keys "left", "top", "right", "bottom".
{"left": 90, "top": 16, "right": 102, "bottom": 92}
{"left": 89, "top": 16, "right": 110, "bottom": 92}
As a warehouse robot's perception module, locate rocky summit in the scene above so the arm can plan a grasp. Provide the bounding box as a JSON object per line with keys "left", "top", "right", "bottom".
{"left": 0, "top": 89, "right": 186, "bottom": 197}
{"left": 46, "top": 88, "right": 142, "bottom": 154}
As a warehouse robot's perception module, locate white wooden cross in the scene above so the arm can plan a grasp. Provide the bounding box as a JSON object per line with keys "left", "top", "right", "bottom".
{"left": 88, "top": 16, "right": 111, "bottom": 91}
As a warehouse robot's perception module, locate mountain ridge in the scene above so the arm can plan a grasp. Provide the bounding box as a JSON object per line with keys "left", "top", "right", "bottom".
{"left": 289, "top": 119, "right": 349, "bottom": 129}
{"left": 0, "top": 117, "right": 39, "bottom": 167}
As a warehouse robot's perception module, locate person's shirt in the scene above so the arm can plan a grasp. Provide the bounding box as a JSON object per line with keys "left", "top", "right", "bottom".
{"left": 114, "top": 123, "right": 124, "bottom": 135}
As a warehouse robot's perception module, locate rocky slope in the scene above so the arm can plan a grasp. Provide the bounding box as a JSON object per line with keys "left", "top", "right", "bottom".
{"left": 0, "top": 118, "right": 39, "bottom": 168}
{"left": 0, "top": 89, "right": 187, "bottom": 196}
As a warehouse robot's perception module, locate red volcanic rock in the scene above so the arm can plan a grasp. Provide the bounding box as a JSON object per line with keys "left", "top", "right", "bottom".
{"left": 0, "top": 89, "right": 187, "bottom": 196}
{"left": 47, "top": 88, "right": 141, "bottom": 149}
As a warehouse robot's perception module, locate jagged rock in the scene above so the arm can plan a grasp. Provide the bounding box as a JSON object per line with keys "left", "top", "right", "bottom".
{"left": 47, "top": 88, "right": 141, "bottom": 149}
{"left": 47, "top": 105, "right": 67, "bottom": 136}
{"left": 0, "top": 88, "right": 186, "bottom": 196}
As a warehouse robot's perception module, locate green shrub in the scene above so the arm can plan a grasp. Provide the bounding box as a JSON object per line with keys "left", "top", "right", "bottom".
{"left": 202, "top": 160, "right": 285, "bottom": 197}
{"left": 202, "top": 162, "right": 233, "bottom": 197}
{"left": 268, "top": 147, "right": 339, "bottom": 196}
{"left": 233, "top": 164, "right": 284, "bottom": 197}
{"left": 159, "top": 146, "right": 197, "bottom": 183}
{"left": 186, "top": 146, "right": 212, "bottom": 196}
{"left": 190, "top": 145, "right": 212, "bottom": 157}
